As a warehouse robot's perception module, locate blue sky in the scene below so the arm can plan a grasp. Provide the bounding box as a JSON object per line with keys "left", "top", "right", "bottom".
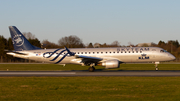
{"left": 0, "top": 0, "right": 180, "bottom": 46}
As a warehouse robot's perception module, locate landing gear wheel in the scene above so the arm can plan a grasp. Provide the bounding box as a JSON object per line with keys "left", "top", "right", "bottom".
{"left": 88, "top": 66, "right": 95, "bottom": 72}
{"left": 156, "top": 67, "right": 158, "bottom": 71}
{"left": 155, "top": 62, "right": 159, "bottom": 71}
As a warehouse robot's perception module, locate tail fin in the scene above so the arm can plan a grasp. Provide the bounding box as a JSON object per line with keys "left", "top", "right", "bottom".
{"left": 9, "top": 26, "right": 40, "bottom": 51}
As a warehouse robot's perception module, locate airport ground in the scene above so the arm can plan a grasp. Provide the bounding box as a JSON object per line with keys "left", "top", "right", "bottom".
{"left": 0, "top": 63, "right": 180, "bottom": 101}
{"left": 0, "top": 63, "right": 180, "bottom": 71}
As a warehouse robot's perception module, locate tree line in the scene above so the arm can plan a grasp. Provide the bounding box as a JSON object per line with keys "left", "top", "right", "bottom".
{"left": 0, "top": 32, "right": 180, "bottom": 62}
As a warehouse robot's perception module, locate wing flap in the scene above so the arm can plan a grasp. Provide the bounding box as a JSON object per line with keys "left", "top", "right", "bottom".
{"left": 76, "top": 55, "right": 102, "bottom": 60}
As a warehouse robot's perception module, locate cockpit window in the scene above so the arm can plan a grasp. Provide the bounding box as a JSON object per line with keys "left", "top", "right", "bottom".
{"left": 160, "top": 50, "right": 167, "bottom": 53}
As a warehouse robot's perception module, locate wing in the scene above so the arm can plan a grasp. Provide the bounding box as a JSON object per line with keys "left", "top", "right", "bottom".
{"left": 75, "top": 55, "right": 103, "bottom": 65}
{"left": 65, "top": 47, "right": 103, "bottom": 65}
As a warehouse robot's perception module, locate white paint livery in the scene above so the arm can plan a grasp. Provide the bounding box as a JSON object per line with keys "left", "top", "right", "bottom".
{"left": 7, "top": 26, "right": 176, "bottom": 72}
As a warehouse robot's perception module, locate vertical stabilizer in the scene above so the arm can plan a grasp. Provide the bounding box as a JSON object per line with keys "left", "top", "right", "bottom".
{"left": 9, "top": 26, "right": 38, "bottom": 51}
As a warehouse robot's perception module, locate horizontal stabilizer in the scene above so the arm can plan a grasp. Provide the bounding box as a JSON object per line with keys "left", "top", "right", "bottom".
{"left": 6, "top": 50, "right": 28, "bottom": 55}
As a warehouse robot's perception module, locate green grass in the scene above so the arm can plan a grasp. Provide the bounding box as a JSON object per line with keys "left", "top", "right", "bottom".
{"left": 0, "top": 64, "right": 180, "bottom": 101}
{"left": 0, "top": 77, "right": 180, "bottom": 101}
{"left": 0, "top": 63, "right": 180, "bottom": 71}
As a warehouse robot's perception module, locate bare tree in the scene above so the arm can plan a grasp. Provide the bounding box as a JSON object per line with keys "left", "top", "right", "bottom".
{"left": 22, "top": 32, "right": 41, "bottom": 48}
{"left": 128, "top": 42, "right": 135, "bottom": 47}
{"left": 58, "top": 35, "right": 84, "bottom": 48}
{"left": 23, "top": 32, "right": 36, "bottom": 39}
{"left": 111, "top": 41, "right": 120, "bottom": 47}
{"left": 42, "top": 40, "right": 60, "bottom": 48}
{"left": 87, "top": 43, "right": 94, "bottom": 48}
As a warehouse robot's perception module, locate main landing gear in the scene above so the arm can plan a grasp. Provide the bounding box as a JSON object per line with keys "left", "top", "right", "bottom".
{"left": 88, "top": 66, "right": 95, "bottom": 72}
{"left": 88, "top": 63, "right": 96, "bottom": 72}
{"left": 155, "top": 62, "right": 160, "bottom": 71}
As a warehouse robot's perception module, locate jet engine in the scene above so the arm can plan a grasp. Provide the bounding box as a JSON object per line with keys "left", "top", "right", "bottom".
{"left": 101, "top": 59, "right": 120, "bottom": 69}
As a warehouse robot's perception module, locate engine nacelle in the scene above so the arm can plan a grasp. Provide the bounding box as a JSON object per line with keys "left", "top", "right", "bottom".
{"left": 102, "top": 59, "right": 120, "bottom": 69}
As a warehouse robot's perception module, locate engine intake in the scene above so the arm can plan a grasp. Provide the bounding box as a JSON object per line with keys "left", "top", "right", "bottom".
{"left": 102, "top": 59, "right": 120, "bottom": 69}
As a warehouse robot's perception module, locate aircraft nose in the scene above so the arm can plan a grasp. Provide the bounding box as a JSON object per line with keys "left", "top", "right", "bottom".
{"left": 169, "top": 54, "right": 176, "bottom": 60}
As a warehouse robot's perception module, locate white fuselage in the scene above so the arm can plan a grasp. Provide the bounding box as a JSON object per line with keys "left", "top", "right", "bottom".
{"left": 8, "top": 47, "right": 175, "bottom": 65}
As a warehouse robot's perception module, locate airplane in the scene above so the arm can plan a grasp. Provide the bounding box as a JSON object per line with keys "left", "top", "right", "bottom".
{"left": 7, "top": 26, "right": 176, "bottom": 72}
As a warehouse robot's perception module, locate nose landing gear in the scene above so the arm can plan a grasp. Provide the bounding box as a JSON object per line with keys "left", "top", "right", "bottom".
{"left": 155, "top": 62, "right": 160, "bottom": 71}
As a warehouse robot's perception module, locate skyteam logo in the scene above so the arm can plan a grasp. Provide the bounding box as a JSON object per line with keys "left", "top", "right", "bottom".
{"left": 43, "top": 48, "right": 75, "bottom": 64}
{"left": 12, "top": 34, "right": 24, "bottom": 47}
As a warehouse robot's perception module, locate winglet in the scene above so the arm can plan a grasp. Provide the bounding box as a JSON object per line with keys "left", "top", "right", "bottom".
{"left": 65, "top": 47, "right": 75, "bottom": 56}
